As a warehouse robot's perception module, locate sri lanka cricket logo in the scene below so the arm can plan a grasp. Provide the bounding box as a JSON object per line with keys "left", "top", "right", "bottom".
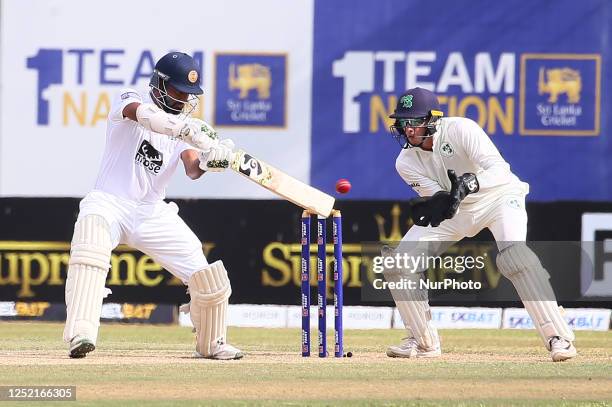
{"left": 538, "top": 67, "right": 581, "bottom": 104}
{"left": 228, "top": 63, "right": 272, "bottom": 99}
{"left": 215, "top": 53, "right": 287, "bottom": 127}
{"left": 519, "top": 54, "right": 600, "bottom": 136}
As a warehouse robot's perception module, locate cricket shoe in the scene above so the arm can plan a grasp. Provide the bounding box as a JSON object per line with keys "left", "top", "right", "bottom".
{"left": 195, "top": 342, "right": 244, "bottom": 360}
{"left": 386, "top": 336, "right": 441, "bottom": 358}
{"left": 549, "top": 336, "right": 577, "bottom": 362}
{"left": 68, "top": 335, "right": 95, "bottom": 359}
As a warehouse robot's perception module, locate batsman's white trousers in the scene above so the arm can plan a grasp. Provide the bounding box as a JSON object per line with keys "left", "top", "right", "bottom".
{"left": 77, "top": 190, "right": 208, "bottom": 283}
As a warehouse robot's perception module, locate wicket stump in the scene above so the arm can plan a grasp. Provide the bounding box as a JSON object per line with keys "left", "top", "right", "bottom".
{"left": 301, "top": 210, "right": 343, "bottom": 358}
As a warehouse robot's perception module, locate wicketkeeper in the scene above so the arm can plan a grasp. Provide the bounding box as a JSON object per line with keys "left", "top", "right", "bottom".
{"left": 383, "top": 87, "right": 576, "bottom": 362}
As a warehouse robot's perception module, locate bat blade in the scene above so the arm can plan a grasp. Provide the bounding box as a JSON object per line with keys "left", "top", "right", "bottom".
{"left": 230, "top": 150, "right": 335, "bottom": 217}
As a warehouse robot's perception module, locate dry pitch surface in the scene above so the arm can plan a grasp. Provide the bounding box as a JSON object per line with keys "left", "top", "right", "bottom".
{"left": 0, "top": 322, "right": 610, "bottom": 406}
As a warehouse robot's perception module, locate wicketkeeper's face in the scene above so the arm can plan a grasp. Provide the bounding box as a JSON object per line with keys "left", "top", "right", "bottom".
{"left": 390, "top": 117, "right": 433, "bottom": 149}
{"left": 403, "top": 123, "right": 429, "bottom": 145}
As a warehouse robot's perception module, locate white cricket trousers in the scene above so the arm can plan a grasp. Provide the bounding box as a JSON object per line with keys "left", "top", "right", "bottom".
{"left": 77, "top": 190, "right": 208, "bottom": 283}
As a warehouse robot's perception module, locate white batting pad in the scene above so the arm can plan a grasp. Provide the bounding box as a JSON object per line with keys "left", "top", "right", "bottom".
{"left": 188, "top": 260, "right": 232, "bottom": 357}
{"left": 63, "top": 215, "right": 112, "bottom": 344}
{"left": 496, "top": 244, "right": 575, "bottom": 346}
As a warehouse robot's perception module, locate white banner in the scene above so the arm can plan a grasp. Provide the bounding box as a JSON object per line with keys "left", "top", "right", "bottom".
{"left": 0, "top": 0, "right": 313, "bottom": 198}
{"left": 286, "top": 305, "right": 336, "bottom": 329}
{"left": 178, "top": 305, "right": 395, "bottom": 329}
{"left": 100, "top": 303, "right": 124, "bottom": 320}
{"left": 0, "top": 302, "right": 17, "bottom": 317}
{"left": 502, "top": 307, "right": 611, "bottom": 331}
{"left": 343, "top": 306, "right": 394, "bottom": 329}
{"left": 287, "top": 305, "right": 393, "bottom": 330}
{"left": 227, "top": 304, "right": 287, "bottom": 328}
{"left": 393, "top": 306, "right": 503, "bottom": 329}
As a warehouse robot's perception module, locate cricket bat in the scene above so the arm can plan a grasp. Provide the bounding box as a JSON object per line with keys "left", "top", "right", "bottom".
{"left": 229, "top": 150, "right": 335, "bottom": 217}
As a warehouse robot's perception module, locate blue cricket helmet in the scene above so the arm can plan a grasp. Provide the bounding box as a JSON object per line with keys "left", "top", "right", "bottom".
{"left": 149, "top": 52, "right": 203, "bottom": 115}
{"left": 389, "top": 87, "right": 440, "bottom": 119}
{"left": 388, "top": 87, "right": 444, "bottom": 148}
{"left": 151, "top": 52, "right": 203, "bottom": 95}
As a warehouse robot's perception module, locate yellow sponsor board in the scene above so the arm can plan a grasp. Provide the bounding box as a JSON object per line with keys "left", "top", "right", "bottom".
{"left": 0, "top": 241, "right": 214, "bottom": 298}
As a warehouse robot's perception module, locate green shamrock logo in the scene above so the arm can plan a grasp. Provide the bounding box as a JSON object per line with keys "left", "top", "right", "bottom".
{"left": 400, "top": 95, "right": 413, "bottom": 109}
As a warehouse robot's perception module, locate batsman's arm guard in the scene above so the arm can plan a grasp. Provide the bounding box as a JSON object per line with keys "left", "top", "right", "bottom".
{"left": 136, "top": 103, "right": 191, "bottom": 138}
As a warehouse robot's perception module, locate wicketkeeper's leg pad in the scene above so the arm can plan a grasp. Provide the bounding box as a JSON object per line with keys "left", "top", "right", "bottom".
{"left": 382, "top": 248, "right": 439, "bottom": 350}
{"left": 63, "top": 215, "right": 112, "bottom": 344}
{"left": 188, "top": 260, "right": 232, "bottom": 357}
{"left": 496, "top": 243, "right": 574, "bottom": 347}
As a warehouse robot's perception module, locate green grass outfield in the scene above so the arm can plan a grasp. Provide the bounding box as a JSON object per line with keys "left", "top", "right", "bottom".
{"left": 0, "top": 322, "right": 610, "bottom": 406}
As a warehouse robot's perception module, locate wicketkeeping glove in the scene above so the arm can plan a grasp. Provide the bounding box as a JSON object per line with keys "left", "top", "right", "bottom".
{"left": 408, "top": 191, "right": 453, "bottom": 227}
{"left": 445, "top": 169, "right": 479, "bottom": 218}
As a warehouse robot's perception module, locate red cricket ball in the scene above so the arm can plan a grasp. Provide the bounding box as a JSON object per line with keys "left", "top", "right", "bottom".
{"left": 335, "top": 178, "right": 351, "bottom": 194}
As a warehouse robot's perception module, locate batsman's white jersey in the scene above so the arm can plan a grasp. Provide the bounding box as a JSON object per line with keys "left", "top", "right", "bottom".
{"left": 95, "top": 88, "right": 191, "bottom": 203}
{"left": 77, "top": 88, "right": 208, "bottom": 283}
{"left": 395, "top": 117, "right": 530, "bottom": 245}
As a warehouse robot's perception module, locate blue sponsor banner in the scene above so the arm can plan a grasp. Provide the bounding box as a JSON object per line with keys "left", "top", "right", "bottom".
{"left": 214, "top": 53, "right": 287, "bottom": 127}
{"left": 311, "top": 0, "right": 611, "bottom": 201}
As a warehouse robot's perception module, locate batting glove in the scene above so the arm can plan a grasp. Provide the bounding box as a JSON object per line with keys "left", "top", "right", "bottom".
{"left": 179, "top": 118, "right": 219, "bottom": 151}
{"left": 198, "top": 139, "right": 235, "bottom": 172}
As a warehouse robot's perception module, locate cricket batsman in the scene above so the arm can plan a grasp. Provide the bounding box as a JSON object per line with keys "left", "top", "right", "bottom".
{"left": 63, "top": 52, "right": 242, "bottom": 360}
{"left": 383, "top": 87, "right": 576, "bottom": 362}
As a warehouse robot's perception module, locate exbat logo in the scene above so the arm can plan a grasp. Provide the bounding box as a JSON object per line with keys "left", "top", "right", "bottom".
{"left": 508, "top": 316, "right": 533, "bottom": 329}
{"left": 26, "top": 49, "right": 203, "bottom": 127}
{"left": 451, "top": 312, "right": 494, "bottom": 323}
